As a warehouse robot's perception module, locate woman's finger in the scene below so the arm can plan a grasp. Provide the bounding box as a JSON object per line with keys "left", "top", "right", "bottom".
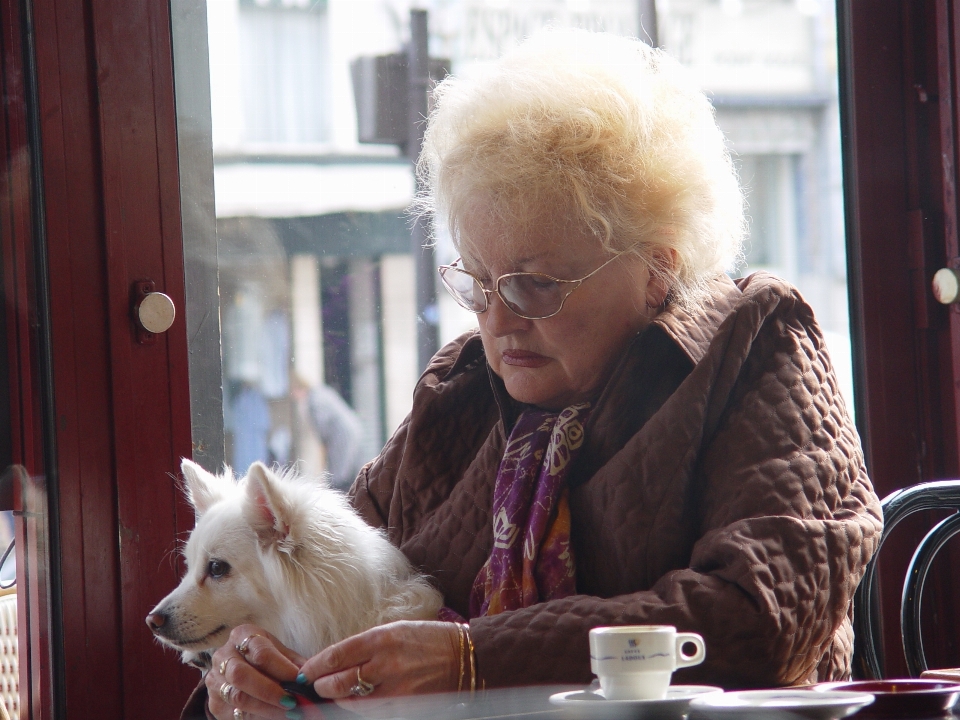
{"left": 228, "top": 625, "right": 304, "bottom": 681}
{"left": 206, "top": 625, "right": 305, "bottom": 715}
{"left": 300, "top": 629, "right": 376, "bottom": 680}
{"left": 226, "top": 658, "right": 302, "bottom": 713}
{"left": 205, "top": 667, "right": 292, "bottom": 720}
{"left": 302, "top": 621, "right": 461, "bottom": 700}
{"left": 310, "top": 664, "right": 375, "bottom": 700}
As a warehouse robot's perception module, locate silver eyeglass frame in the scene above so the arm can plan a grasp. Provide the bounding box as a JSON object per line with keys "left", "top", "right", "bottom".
{"left": 437, "top": 246, "right": 636, "bottom": 320}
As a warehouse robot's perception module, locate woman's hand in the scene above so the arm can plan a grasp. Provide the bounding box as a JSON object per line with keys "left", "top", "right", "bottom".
{"left": 299, "top": 621, "right": 462, "bottom": 712}
{"left": 206, "top": 624, "right": 324, "bottom": 720}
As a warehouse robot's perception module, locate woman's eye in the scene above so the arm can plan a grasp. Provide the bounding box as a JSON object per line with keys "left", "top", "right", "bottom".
{"left": 207, "top": 559, "right": 231, "bottom": 579}
{"left": 514, "top": 275, "right": 556, "bottom": 293}
{"left": 530, "top": 277, "right": 556, "bottom": 290}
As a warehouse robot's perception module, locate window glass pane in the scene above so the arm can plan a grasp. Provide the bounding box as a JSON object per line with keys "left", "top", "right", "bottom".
{"left": 191, "top": 0, "right": 853, "bottom": 485}
{"left": 238, "top": 0, "right": 331, "bottom": 143}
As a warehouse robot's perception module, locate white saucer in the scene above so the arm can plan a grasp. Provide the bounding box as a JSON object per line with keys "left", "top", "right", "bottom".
{"left": 687, "top": 689, "right": 876, "bottom": 720}
{"left": 549, "top": 685, "right": 723, "bottom": 719}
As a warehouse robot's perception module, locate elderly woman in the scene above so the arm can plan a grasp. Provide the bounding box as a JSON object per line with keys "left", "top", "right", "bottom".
{"left": 190, "top": 29, "right": 882, "bottom": 720}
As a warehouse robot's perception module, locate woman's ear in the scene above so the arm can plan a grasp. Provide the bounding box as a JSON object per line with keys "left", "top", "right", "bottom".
{"left": 645, "top": 248, "right": 678, "bottom": 309}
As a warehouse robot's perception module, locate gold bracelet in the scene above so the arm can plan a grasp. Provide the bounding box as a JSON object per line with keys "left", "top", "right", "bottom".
{"left": 462, "top": 623, "right": 476, "bottom": 697}
{"left": 455, "top": 623, "right": 465, "bottom": 694}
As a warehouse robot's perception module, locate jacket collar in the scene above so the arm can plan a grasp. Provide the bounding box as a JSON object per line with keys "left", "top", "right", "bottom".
{"left": 650, "top": 274, "right": 741, "bottom": 366}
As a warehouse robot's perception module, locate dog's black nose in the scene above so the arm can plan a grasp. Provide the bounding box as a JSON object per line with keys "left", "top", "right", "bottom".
{"left": 146, "top": 612, "right": 167, "bottom": 632}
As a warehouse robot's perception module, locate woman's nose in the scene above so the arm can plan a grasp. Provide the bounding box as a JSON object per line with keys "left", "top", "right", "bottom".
{"left": 482, "top": 291, "right": 531, "bottom": 337}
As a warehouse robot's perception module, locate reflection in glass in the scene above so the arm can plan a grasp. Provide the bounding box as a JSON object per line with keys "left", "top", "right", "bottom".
{"left": 193, "top": 0, "right": 853, "bottom": 484}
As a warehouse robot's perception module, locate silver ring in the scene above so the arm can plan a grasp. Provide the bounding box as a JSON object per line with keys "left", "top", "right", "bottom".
{"left": 219, "top": 682, "right": 234, "bottom": 704}
{"left": 236, "top": 633, "right": 261, "bottom": 657}
{"left": 233, "top": 709, "right": 245, "bottom": 720}
{"left": 350, "top": 666, "right": 375, "bottom": 697}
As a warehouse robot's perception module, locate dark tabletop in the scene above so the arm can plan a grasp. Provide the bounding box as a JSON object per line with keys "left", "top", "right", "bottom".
{"left": 312, "top": 684, "right": 960, "bottom": 720}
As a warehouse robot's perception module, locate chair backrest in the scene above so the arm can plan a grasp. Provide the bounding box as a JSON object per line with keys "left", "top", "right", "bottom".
{"left": 0, "top": 591, "right": 17, "bottom": 720}
{"left": 853, "top": 479, "right": 960, "bottom": 679}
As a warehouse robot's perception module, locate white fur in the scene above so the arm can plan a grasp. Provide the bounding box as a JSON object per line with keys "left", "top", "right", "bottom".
{"left": 147, "top": 460, "right": 442, "bottom": 662}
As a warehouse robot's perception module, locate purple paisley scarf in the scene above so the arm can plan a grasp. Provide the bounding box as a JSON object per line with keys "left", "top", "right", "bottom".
{"left": 467, "top": 403, "right": 591, "bottom": 617}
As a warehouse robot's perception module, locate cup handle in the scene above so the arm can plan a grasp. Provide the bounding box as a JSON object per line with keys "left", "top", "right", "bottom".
{"left": 675, "top": 633, "right": 706, "bottom": 668}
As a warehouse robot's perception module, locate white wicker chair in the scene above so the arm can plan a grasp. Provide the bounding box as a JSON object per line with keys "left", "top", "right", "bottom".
{"left": 0, "top": 590, "right": 18, "bottom": 720}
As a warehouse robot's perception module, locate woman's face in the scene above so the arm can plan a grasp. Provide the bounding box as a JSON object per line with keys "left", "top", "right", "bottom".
{"left": 461, "top": 219, "right": 659, "bottom": 410}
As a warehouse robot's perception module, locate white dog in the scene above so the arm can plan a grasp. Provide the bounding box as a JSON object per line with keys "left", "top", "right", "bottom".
{"left": 146, "top": 459, "right": 442, "bottom": 667}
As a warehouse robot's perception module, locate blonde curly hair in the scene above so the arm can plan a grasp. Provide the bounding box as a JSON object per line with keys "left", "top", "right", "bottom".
{"left": 415, "top": 28, "right": 745, "bottom": 309}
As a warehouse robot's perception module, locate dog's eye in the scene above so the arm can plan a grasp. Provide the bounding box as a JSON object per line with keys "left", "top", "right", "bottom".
{"left": 207, "top": 559, "right": 231, "bottom": 579}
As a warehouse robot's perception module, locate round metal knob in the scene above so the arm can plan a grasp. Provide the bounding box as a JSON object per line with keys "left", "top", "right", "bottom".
{"left": 933, "top": 268, "right": 960, "bottom": 304}
{"left": 138, "top": 292, "right": 176, "bottom": 333}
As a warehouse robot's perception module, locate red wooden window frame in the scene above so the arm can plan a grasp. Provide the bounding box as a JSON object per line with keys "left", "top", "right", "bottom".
{"left": 2, "top": 0, "right": 200, "bottom": 716}
{"left": 1, "top": 0, "right": 56, "bottom": 716}
{"left": 840, "top": 0, "right": 960, "bottom": 676}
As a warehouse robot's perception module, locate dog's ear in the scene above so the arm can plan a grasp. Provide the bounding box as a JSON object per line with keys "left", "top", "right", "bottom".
{"left": 181, "top": 459, "right": 223, "bottom": 518}
{"left": 242, "top": 462, "right": 291, "bottom": 548}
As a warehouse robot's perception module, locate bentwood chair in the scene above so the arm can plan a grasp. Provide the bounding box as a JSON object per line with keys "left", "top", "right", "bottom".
{"left": 853, "top": 479, "right": 960, "bottom": 679}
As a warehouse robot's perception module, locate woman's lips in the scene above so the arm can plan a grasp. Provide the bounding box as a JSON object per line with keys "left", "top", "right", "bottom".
{"left": 501, "top": 349, "right": 550, "bottom": 368}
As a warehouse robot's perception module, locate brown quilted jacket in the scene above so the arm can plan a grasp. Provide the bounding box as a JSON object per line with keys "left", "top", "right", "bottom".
{"left": 350, "top": 272, "right": 883, "bottom": 690}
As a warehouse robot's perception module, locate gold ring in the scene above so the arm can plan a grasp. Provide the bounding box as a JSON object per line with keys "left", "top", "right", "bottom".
{"left": 349, "top": 666, "right": 375, "bottom": 697}
{"left": 236, "top": 633, "right": 262, "bottom": 657}
{"left": 219, "top": 658, "right": 229, "bottom": 676}
{"left": 219, "top": 682, "right": 234, "bottom": 704}
{"left": 233, "top": 709, "right": 245, "bottom": 720}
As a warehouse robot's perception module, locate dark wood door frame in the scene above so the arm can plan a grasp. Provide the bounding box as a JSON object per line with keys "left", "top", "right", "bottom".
{"left": 7, "top": 0, "right": 201, "bottom": 715}
{"left": 839, "top": 0, "right": 960, "bottom": 677}
{"left": 1, "top": 0, "right": 59, "bottom": 715}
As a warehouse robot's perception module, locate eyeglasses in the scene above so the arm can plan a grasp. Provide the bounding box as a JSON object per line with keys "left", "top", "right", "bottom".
{"left": 438, "top": 247, "right": 634, "bottom": 320}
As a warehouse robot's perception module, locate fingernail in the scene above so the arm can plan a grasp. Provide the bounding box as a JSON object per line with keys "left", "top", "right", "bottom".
{"left": 280, "top": 695, "right": 297, "bottom": 709}
{"left": 296, "top": 673, "right": 308, "bottom": 685}
{"left": 285, "top": 710, "right": 304, "bottom": 720}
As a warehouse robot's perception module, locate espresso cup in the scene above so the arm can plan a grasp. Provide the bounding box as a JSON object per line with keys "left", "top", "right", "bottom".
{"left": 588, "top": 625, "right": 706, "bottom": 701}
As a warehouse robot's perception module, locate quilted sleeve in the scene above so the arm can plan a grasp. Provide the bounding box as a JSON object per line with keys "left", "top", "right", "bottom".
{"left": 468, "top": 285, "right": 883, "bottom": 689}
{"left": 348, "top": 329, "right": 497, "bottom": 553}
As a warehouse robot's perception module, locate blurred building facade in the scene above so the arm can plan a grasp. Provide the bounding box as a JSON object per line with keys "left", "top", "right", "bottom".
{"left": 203, "top": 0, "right": 850, "bottom": 480}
